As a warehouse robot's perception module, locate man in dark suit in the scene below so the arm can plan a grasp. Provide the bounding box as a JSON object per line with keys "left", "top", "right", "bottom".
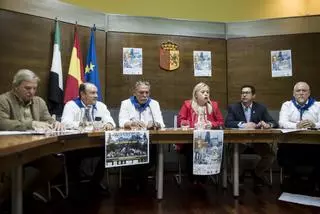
{"left": 225, "top": 85, "right": 278, "bottom": 186}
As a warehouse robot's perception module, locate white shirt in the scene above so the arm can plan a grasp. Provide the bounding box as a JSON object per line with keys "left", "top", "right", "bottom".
{"left": 118, "top": 98, "right": 165, "bottom": 128}
{"left": 279, "top": 100, "right": 320, "bottom": 129}
{"left": 241, "top": 103, "right": 252, "bottom": 125}
{"left": 61, "top": 100, "right": 116, "bottom": 129}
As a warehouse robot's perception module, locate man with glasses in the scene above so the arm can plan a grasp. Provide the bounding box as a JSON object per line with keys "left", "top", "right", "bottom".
{"left": 278, "top": 82, "right": 320, "bottom": 191}
{"left": 225, "top": 85, "right": 277, "bottom": 186}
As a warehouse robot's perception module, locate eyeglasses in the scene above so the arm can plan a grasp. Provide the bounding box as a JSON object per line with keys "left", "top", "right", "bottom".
{"left": 241, "top": 91, "right": 252, "bottom": 95}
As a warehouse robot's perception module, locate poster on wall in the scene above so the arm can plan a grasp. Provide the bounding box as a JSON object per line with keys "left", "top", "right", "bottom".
{"left": 123, "top": 48, "right": 143, "bottom": 75}
{"left": 271, "top": 49, "right": 292, "bottom": 77}
{"left": 193, "top": 51, "right": 212, "bottom": 77}
{"left": 105, "top": 130, "right": 149, "bottom": 168}
{"left": 193, "top": 130, "right": 224, "bottom": 175}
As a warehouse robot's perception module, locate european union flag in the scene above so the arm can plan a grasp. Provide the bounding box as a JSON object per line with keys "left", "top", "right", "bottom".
{"left": 85, "top": 27, "right": 102, "bottom": 101}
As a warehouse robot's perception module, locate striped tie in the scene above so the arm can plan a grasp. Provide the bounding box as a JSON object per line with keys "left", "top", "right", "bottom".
{"left": 85, "top": 107, "right": 92, "bottom": 122}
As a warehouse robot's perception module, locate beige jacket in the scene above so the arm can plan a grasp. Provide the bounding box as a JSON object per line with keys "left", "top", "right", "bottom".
{"left": 0, "top": 91, "right": 54, "bottom": 131}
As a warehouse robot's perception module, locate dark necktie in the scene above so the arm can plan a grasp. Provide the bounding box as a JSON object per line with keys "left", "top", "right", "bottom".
{"left": 85, "top": 107, "right": 92, "bottom": 122}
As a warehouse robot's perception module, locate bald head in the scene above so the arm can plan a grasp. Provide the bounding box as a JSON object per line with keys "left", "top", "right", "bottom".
{"left": 294, "top": 82, "right": 310, "bottom": 91}
{"left": 293, "top": 82, "right": 310, "bottom": 105}
{"left": 79, "top": 83, "right": 98, "bottom": 106}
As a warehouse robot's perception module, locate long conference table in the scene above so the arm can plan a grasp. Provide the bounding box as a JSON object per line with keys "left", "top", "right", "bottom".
{"left": 1, "top": 128, "right": 320, "bottom": 214}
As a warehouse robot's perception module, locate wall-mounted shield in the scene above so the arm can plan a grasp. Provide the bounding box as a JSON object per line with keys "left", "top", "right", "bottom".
{"left": 159, "top": 41, "right": 179, "bottom": 71}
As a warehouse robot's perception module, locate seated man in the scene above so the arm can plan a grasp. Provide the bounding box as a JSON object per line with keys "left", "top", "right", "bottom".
{"left": 61, "top": 82, "right": 115, "bottom": 195}
{"left": 119, "top": 81, "right": 165, "bottom": 130}
{"left": 225, "top": 85, "right": 278, "bottom": 186}
{"left": 62, "top": 82, "right": 115, "bottom": 130}
{"left": 0, "top": 69, "right": 63, "bottom": 205}
{"left": 278, "top": 82, "right": 320, "bottom": 188}
{"left": 119, "top": 80, "right": 165, "bottom": 190}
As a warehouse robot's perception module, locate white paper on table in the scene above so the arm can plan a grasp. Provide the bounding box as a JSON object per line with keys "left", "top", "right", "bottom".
{"left": 279, "top": 192, "right": 320, "bottom": 207}
{"left": 279, "top": 128, "right": 307, "bottom": 133}
{"left": 0, "top": 130, "right": 81, "bottom": 136}
{"left": 0, "top": 131, "right": 38, "bottom": 135}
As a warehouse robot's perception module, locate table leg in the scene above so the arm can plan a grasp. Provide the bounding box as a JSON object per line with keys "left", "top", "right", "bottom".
{"left": 233, "top": 144, "right": 239, "bottom": 197}
{"left": 156, "top": 144, "right": 164, "bottom": 200}
{"left": 222, "top": 144, "right": 228, "bottom": 188}
{"left": 12, "top": 165, "right": 23, "bottom": 214}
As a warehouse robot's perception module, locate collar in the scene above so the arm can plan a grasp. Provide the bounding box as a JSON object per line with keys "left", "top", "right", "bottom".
{"left": 130, "top": 96, "right": 151, "bottom": 113}
{"left": 73, "top": 97, "right": 97, "bottom": 110}
{"left": 241, "top": 102, "right": 252, "bottom": 110}
{"left": 291, "top": 97, "right": 315, "bottom": 111}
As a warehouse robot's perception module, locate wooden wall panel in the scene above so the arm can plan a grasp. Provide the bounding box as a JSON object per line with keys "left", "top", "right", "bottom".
{"left": 227, "top": 34, "right": 320, "bottom": 110}
{"left": 0, "top": 10, "right": 106, "bottom": 102}
{"left": 106, "top": 32, "right": 227, "bottom": 110}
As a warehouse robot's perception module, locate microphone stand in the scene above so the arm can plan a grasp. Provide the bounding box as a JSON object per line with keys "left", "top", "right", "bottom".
{"left": 148, "top": 106, "right": 158, "bottom": 130}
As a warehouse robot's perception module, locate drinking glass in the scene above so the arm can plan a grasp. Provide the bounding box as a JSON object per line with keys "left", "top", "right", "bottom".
{"left": 180, "top": 120, "right": 190, "bottom": 130}
{"left": 93, "top": 121, "right": 104, "bottom": 131}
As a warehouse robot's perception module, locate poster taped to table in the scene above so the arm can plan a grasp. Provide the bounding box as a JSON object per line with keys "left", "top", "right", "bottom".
{"left": 105, "top": 130, "right": 149, "bottom": 168}
{"left": 193, "top": 130, "right": 224, "bottom": 175}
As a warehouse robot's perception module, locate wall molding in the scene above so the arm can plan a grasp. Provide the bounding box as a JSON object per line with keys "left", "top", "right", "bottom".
{"left": 0, "top": 0, "right": 226, "bottom": 38}
{"left": 2, "top": 0, "right": 320, "bottom": 39}
{"left": 227, "top": 16, "right": 320, "bottom": 38}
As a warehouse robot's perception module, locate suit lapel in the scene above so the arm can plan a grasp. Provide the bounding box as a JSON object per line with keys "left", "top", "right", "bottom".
{"left": 251, "top": 102, "right": 257, "bottom": 122}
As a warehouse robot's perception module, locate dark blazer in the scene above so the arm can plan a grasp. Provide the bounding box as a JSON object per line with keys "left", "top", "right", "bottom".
{"left": 225, "top": 101, "right": 278, "bottom": 128}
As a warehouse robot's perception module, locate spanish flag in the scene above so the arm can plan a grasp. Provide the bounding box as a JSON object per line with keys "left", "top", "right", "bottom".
{"left": 63, "top": 28, "right": 84, "bottom": 103}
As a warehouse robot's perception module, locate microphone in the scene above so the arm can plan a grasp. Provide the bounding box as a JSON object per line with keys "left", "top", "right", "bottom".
{"left": 148, "top": 106, "right": 158, "bottom": 130}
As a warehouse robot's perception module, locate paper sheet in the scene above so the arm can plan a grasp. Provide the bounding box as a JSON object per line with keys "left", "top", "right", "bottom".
{"left": 279, "top": 192, "right": 320, "bottom": 207}
{"left": 279, "top": 128, "right": 307, "bottom": 133}
{"left": 0, "top": 130, "right": 80, "bottom": 136}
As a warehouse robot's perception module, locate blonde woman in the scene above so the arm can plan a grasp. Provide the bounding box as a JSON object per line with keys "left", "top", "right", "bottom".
{"left": 177, "top": 82, "right": 224, "bottom": 184}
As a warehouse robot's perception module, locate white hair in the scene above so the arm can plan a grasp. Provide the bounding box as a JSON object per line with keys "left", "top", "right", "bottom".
{"left": 134, "top": 80, "right": 151, "bottom": 91}
{"left": 12, "top": 69, "right": 40, "bottom": 87}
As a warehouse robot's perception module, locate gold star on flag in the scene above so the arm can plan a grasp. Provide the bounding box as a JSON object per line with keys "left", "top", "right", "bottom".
{"left": 85, "top": 62, "right": 95, "bottom": 73}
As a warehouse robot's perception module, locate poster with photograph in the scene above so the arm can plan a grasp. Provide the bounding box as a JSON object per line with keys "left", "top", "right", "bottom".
{"left": 193, "top": 51, "right": 212, "bottom": 77}
{"left": 123, "top": 48, "right": 143, "bottom": 75}
{"left": 193, "top": 130, "right": 224, "bottom": 175}
{"left": 105, "top": 130, "right": 149, "bottom": 168}
{"left": 271, "top": 50, "right": 292, "bottom": 77}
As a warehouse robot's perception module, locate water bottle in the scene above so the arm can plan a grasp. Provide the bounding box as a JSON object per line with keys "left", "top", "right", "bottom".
{"left": 195, "top": 113, "right": 206, "bottom": 130}
{"left": 79, "top": 108, "right": 87, "bottom": 129}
